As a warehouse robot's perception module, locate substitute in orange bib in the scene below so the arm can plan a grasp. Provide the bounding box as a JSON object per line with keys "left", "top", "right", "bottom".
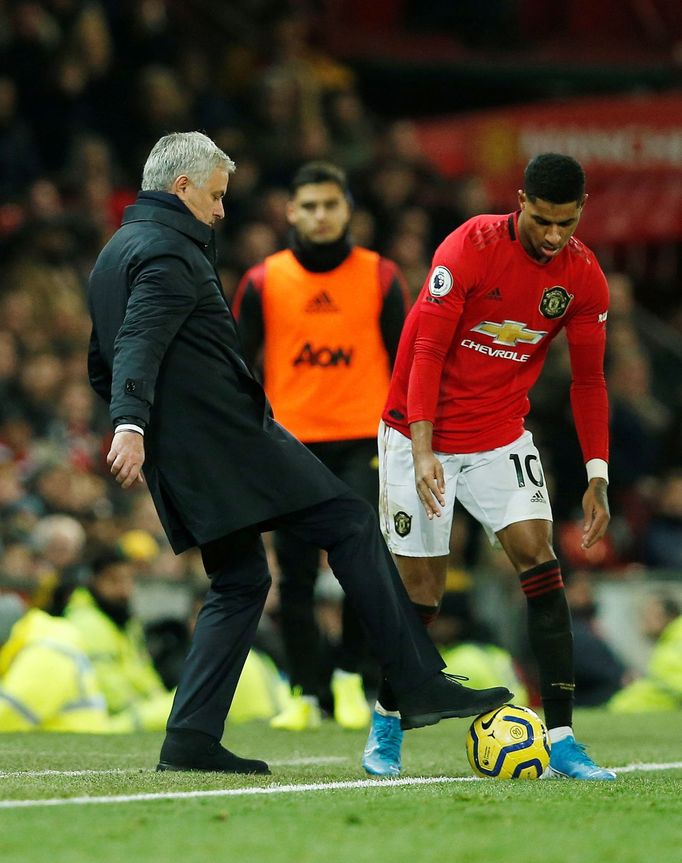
{"left": 234, "top": 161, "right": 408, "bottom": 731}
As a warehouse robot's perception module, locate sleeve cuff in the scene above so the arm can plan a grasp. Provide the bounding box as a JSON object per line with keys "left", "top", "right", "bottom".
{"left": 114, "top": 423, "right": 145, "bottom": 436}
{"left": 586, "top": 458, "right": 608, "bottom": 483}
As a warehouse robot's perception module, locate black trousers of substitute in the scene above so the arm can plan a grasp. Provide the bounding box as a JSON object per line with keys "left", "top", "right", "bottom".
{"left": 275, "top": 437, "right": 378, "bottom": 695}
{"left": 166, "top": 491, "right": 445, "bottom": 741}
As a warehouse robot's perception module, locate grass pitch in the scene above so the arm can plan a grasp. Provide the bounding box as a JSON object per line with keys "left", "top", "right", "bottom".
{"left": 1, "top": 710, "right": 680, "bottom": 863}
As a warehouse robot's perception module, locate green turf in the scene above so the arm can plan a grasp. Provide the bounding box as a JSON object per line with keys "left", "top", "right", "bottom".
{"left": 1, "top": 710, "right": 681, "bottom": 863}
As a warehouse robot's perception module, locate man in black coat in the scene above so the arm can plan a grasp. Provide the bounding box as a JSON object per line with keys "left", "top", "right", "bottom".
{"left": 87, "top": 131, "right": 512, "bottom": 775}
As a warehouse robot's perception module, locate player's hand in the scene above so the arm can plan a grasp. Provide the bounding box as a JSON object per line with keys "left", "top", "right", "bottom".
{"left": 413, "top": 450, "right": 445, "bottom": 519}
{"left": 107, "top": 431, "right": 145, "bottom": 490}
{"left": 581, "top": 478, "right": 610, "bottom": 549}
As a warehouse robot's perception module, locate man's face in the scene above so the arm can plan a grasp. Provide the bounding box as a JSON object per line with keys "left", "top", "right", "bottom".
{"left": 517, "top": 191, "right": 586, "bottom": 263}
{"left": 175, "top": 167, "right": 229, "bottom": 226}
{"left": 286, "top": 181, "right": 351, "bottom": 244}
{"left": 93, "top": 562, "right": 135, "bottom": 604}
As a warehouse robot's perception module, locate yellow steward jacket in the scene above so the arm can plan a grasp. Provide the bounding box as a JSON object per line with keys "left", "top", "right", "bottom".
{"left": 64, "top": 588, "right": 173, "bottom": 731}
{"left": 609, "top": 616, "right": 682, "bottom": 712}
{"left": 0, "top": 609, "right": 108, "bottom": 732}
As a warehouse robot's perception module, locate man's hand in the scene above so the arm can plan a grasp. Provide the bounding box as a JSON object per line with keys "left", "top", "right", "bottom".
{"left": 413, "top": 450, "right": 446, "bottom": 518}
{"left": 581, "top": 477, "right": 610, "bottom": 549}
{"left": 410, "top": 420, "right": 445, "bottom": 518}
{"left": 107, "top": 431, "right": 145, "bottom": 489}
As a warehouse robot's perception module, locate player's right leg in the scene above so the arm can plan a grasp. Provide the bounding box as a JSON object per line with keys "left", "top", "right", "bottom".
{"left": 364, "top": 422, "right": 455, "bottom": 777}
{"left": 364, "top": 554, "right": 447, "bottom": 777}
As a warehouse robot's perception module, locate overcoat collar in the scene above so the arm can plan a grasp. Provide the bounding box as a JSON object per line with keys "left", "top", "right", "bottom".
{"left": 122, "top": 198, "right": 212, "bottom": 248}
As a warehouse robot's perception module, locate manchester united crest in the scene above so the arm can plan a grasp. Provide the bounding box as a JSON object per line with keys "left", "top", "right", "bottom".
{"left": 394, "top": 511, "right": 412, "bottom": 537}
{"left": 539, "top": 286, "right": 573, "bottom": 319}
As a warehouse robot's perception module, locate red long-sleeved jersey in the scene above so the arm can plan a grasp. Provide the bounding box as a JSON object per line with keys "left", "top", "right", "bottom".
{"left": 383, "top": 212, "right": 609, "bottom": 460}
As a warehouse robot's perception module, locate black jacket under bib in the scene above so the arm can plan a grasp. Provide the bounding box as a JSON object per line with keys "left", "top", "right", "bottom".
{"left": 87, "top": 197, "right": 346, "bottom": 552}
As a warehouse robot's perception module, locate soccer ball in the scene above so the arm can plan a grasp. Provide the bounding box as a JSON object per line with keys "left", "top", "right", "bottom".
{"left": 466, "top": 705, "right": 550, "bottom": 779}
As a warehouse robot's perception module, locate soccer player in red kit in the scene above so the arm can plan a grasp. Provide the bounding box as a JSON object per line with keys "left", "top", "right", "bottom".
{"left": 363, "top": 153, "right": 616, "bottom": 781}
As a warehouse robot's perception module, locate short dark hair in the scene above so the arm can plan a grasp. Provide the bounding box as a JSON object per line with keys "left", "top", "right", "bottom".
{"left": 290, "top": 161, "right": 350, "bottom": 197}
{"left": 523, "top": 153, "right": 585, "bottom": 205}
{"left": 89, "top": 547, "right": 127, "bottom": 578}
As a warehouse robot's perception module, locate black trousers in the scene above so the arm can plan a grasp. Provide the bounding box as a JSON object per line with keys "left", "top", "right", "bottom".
{"left": 275, "top": 438, "right": 378, "bottom": 694}
{"left": 166, "top": 491, "right": 445, "bottom": 740}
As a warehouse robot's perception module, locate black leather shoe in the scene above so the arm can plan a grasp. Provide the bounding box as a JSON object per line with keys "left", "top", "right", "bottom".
{"left": 398, "top": 673, "right": 513, "bottom": 731}
{"left": 156, "top": 730, "right": 270, "bottom": 775}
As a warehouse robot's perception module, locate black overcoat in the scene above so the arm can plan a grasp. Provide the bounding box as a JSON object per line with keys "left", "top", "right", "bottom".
{"left": 87, "top": 198, "right": 346, "bottom": 552}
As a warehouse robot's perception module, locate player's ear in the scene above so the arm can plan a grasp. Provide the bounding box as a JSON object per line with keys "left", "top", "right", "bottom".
{"left": 517, "top": 190, "right": 526, "bottom": 209}
{"left": 285, "top": 200, "right": 297, "bottom": 226}
{"left": 579, "top": 193, "right": 588, "bottom": 210}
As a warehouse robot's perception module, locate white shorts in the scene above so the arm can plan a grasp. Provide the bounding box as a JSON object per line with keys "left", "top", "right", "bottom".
{"left": 378, "top": 422, "right": 553, "bottom": 557}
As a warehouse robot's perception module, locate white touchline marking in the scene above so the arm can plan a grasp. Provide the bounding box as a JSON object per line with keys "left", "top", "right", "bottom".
{"left": 610, "top": 761, "right": 682, "bottom": 774}
{"left": 0, "top": 756, "right": 347, "bottom": 779}
{"left": 0, "top": 761, "right": 680, "bottom": 810}
{"left": 0, "top": 776, "right": 474, "bottom": 808}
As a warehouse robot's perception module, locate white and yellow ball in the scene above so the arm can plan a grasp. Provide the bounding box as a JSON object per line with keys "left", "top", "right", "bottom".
{"left": 466, "top": 705, "right": 550, "bottom": 779}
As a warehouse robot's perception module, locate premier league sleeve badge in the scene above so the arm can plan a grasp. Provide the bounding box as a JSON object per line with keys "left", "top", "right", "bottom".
{"left": 429, "top": 266, "right": 454, "bottom": 298}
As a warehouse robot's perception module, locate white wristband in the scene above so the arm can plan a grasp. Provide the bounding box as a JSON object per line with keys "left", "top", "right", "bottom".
{"left": 586, "top": 458, "right": 608, "bottom": 483}
{"left": 115, "top": 424, "right": 145, "bottom": 436}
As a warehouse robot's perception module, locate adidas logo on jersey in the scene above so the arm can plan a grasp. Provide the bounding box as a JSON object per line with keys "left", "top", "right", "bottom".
{"left": 305, "top": 291, "right": 339, "bottom": 313}
{"left": 530, "top": 490, "right": 545, "bottom": 503}
{"left": 485, "top": 287, "right": 502, "bottom": 300}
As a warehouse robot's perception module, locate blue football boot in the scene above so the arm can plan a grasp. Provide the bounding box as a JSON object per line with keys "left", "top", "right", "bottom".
{"left": 362, "top": 710, "right": 404, "bottom": 777}
{"left": 543, "top": 735, "right": 616, "bottom": 780}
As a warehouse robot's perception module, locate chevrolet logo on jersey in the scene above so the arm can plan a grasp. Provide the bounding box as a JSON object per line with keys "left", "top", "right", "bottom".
{"left": 470, "top": 320, "right": 547, "bottom": 347}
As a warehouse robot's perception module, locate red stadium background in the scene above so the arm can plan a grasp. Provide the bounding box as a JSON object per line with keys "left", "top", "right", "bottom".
{"left": 414, "top": 93, "right": 682, "bottom": 246}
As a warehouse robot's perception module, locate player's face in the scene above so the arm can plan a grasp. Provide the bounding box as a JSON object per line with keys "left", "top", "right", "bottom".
{"left": 287, "top": 181, "right": 351, "bottom": 244}
{"left": 517, "top": 191, "right": 586, "bottom": 263}
{"left": 175, "top": 167, "right": 229, "bottom": 226}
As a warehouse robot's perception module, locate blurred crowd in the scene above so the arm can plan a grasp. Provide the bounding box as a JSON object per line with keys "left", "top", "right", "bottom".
{"left": 1, "top": 1, "right": 681, "bottom": 726}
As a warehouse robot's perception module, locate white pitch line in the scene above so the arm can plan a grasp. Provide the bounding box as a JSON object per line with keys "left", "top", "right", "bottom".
{"left": 0, "top": 761, "right": 680, "bottom": 810}
{"left": 609, "top": 761, "right": 682, "bottom": 774}
{"left": 0, "top": 776, "right": 475, "bottom": 809}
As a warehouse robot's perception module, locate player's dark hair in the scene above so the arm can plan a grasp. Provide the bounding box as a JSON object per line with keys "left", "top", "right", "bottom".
{"left": 523, "top": 153, "right": 585, "bottom": 204}
{"left": 290, "top": 161, "right": 350, "bottom": 198}
{"left": 89, "top": 546, "right": 127, "bottom": 577}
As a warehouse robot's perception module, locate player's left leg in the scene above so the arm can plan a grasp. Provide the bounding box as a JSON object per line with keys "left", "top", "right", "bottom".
{"left": 497, "top": 520, "right": 615, "bottom": 781}
{"left": 459, "top": 431, "right": 615, "bottom": 780}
